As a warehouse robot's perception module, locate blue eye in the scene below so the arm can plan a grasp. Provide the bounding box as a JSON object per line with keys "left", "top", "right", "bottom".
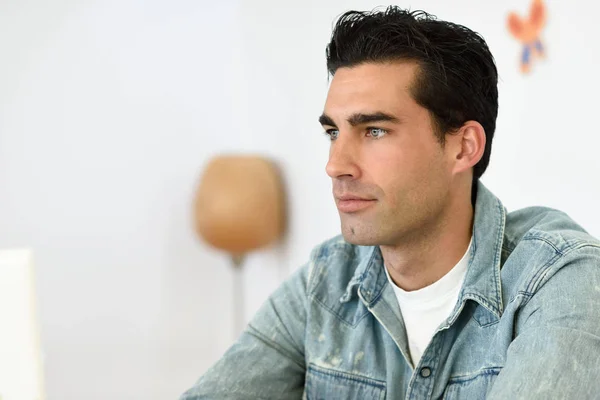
{"left": 325, "top": 129, "right": 339, "bottom": 140}
{"left": 367, "top": 128, "right": 388, "bottom": 139}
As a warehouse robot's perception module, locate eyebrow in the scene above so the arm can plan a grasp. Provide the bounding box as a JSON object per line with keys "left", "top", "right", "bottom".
{"left": 318, "top": 112, "right": 400, "bottom": 127}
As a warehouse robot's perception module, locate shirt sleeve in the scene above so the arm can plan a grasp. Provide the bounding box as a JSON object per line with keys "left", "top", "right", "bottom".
{"left": 487, "top": 245, "right": 600, "bottom": 399}
{"left": 179, "top": 260, "right": 312, "bottom": 400}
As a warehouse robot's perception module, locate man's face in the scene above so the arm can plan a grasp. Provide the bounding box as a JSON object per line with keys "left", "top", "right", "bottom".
{"left": 321, "top": 62, "right": 454, "bottom": 246}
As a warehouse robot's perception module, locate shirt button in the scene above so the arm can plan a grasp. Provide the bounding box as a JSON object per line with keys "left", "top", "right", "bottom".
{"left": 420, "top": 367, "right": 432, "bottom": 378}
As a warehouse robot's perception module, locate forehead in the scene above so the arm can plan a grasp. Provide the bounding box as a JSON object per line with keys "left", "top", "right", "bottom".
{"left": 324, "top": 61, "right": 421, "bottom": 118}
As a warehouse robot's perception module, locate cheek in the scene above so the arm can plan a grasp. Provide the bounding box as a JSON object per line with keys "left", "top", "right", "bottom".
{"left": 367, "top": 142, "right": 444, "bottom": 205}
{"left": 363, "top": 145, "right": 419, "bottom": 199}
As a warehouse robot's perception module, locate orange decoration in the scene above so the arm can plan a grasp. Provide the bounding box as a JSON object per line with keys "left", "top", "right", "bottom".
{"left": 507, "top": 0, "right": 547, "bottom": 74}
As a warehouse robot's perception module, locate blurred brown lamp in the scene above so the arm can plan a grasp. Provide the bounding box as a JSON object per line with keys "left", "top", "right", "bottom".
{"left": 194, "top": 155, "right": 286, "bottom": 334}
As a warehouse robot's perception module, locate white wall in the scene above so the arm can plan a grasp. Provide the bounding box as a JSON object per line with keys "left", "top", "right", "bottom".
{"left": 1, "top": 0, "right": 599, "bottom": 399}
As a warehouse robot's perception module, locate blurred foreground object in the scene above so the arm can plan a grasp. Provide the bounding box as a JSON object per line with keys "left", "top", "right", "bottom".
{"left": 193, "top": 155, "right": 286, "bottom": 333}
{"left": 507, "top": 0, "right": 547, "bottom": 74}
{"left": 0, "top": 249, "right": 46, "bottom": 400}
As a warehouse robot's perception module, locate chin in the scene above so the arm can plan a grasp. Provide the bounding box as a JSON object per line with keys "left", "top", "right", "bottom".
{"left": 341, "top": 228, "right": 380, "bottom": 246}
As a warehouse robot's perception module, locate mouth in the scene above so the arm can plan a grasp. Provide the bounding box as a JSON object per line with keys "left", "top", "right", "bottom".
{"left": 336, "top": 197, "right": 377, "bottom": 213}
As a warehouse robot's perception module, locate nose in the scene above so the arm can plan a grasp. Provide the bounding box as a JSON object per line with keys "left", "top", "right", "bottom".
{"left": 325, "top": 134, "right": 361, "bottom": 179}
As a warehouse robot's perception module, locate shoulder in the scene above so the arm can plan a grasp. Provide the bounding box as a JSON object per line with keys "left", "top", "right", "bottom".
{"left": 505, "top": 206, "right": 599, "bottom": 248}
{"left": 502, "top": 206, "right": 600, "bottom": 293}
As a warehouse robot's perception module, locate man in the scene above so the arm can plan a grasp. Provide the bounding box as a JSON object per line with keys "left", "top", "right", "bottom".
{"left": 182, "top": 7, "right": 600, "bottom": 399}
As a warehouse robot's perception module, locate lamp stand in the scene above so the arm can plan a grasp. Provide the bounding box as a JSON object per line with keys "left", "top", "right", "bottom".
{"left": 231, "top": 254, "right": 245, "bottom": 338}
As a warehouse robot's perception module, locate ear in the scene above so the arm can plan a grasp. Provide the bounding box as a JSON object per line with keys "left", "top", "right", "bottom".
{"left": 449, "top": 121, "right": 486, "bottom": 176}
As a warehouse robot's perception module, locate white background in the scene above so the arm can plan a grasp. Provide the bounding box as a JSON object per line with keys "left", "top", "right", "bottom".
{"left": 1, "top": 0, "right": 598, "bottom": 399}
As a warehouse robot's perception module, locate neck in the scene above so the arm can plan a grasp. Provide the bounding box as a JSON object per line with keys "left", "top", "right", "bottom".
{"left": 381, "top": 191, "right": 474, "bottom": 292}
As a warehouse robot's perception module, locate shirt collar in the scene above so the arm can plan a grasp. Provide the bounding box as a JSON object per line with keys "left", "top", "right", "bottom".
{"left": 459, "top": 180, "right": 506, "bottom": 320}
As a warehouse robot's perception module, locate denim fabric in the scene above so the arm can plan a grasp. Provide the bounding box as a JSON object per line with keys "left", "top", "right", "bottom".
{"left": 181, "top": 181, "right": 600, "bottom": 399}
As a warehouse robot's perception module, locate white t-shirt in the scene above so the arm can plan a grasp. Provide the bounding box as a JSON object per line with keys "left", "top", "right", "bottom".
{"left": 384, "top": 237, "right": 472, "bottom": 367}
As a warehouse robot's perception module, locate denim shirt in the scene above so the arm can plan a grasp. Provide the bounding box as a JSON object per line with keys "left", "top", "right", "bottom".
{"left": 181, "top": 181, "right": 600, "bottom": 399}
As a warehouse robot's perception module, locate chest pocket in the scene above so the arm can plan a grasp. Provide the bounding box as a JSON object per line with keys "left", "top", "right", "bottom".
{"left": 305, "top": 364, "right": 386, "bottom": 400}
{"left": 442, "top": 368, "right": 501, "bottom": 400}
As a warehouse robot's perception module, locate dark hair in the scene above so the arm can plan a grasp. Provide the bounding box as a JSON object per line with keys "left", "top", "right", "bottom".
{"left": 326, "top": 6, "right": 498, "bottom": 184}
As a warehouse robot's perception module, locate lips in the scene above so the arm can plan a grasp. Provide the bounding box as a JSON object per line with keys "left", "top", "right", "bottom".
{"left": 335, "top": 195, "right": 376, "bottom": 213}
